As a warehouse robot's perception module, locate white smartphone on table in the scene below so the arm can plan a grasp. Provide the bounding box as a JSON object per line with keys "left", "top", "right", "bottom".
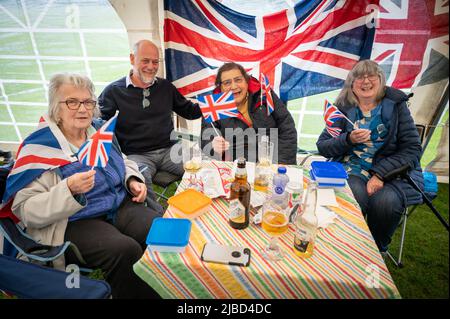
{"left": 201, "top": 243, "right": 251, "bottom": 267}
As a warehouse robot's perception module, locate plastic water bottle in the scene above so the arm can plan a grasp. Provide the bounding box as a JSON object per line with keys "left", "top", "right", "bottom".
{"left": 270, "top": 166, "right": 290, "bottom": 210}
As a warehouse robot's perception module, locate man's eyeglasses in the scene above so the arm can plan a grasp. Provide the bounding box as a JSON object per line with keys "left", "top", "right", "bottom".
{"left": 59, "top": 99, "right": 97, "bottom": 110}
{"left": 143, "top": 88, "right": 150, "bottom": 108}
{"left": 220, "top": 76, "right": 245, "bottom": 88}
{"left": 354, "top": 74, "right": 379, "bottom": 83}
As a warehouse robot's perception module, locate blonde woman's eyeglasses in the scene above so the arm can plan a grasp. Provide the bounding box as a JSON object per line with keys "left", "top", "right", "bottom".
{"left": 59, "top": 99, "right": 96, "bottom": 110}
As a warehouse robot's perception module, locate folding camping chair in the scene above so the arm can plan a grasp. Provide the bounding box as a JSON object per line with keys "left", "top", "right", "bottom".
{"left": 380, "top": 90, "right": 450, "bottom": 266}
{"left": 0, "top": 216, "right": 88, "bottom": 268}
{"left": 297, "top": 147, "right": 322, "bottom": 167}
{"left": 0, "top": 253, "right": 111, "bottom": 299}
{"left": 141, "top": 130, "right": 200, "bottom": 205}
{"left": 0, "top": 161, "right": 111, "bottom": 298}
{"left": 0, "top": 155, "right": 82, "bottom": 267}
{"left": 383, "top": 163, "right": 449, "bottom": 267}
{"left": 152, "top": 171, "right": 180, "bottom": 202}
{"left": 382, "top": 122, "right": 449, "bottom": 267}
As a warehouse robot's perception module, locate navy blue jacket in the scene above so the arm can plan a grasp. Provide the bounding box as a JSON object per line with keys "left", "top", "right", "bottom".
{"left": 316, "top": 87, "right": 424, "bottom": 206}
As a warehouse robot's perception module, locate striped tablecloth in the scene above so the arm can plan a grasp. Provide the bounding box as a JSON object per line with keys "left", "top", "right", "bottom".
{"left": 134, "top": 161, "right": 400, "bottom": 299}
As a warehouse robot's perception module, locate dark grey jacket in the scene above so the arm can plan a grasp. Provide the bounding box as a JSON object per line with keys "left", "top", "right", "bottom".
{"left": 316, "top": 87, "right": 424, "bottom": 206}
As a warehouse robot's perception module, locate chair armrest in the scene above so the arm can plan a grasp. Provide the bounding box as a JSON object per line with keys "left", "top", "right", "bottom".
{"left": 382, "top": 164, "right": 411, "bottom": 182}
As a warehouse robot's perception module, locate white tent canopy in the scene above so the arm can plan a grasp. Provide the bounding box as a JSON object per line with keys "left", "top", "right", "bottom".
{"left": 0, "top": 0, "right": 447, "bottom": 182}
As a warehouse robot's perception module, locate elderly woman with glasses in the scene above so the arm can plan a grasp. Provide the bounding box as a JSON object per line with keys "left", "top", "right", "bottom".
{"left": 200, "top": 62, "right": 297, "bottom": 164}
{"left": 11, "top": 73, "right": 160, "bottom": 299}
{"left": 316, "top": 60, "right": 424, "bottom": 252}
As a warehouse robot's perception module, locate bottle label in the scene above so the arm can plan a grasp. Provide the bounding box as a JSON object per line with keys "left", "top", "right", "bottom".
{"left": 295, "top": 226, "right": 313, "bottom": 242}
{"left": 294, "top": 236, "right": 310, "bottom": 253}
{"left": 290, "top": 192, "right": 302, "bottom": 203}
{"left": 274, "top": 185, "right": 284, "bottom": 194}
{"left": 295, "top": 226, "right": 313, "bottom": 253}
{"left": 229, "top": 199, "right": 245, "bottom": 221}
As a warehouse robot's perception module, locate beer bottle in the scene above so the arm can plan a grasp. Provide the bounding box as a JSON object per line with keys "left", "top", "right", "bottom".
{"left": 228, "top": 158, "right": 251, "bottom": 229}
{"left": 293, "top": 180, "right": 318, "bottom": 258}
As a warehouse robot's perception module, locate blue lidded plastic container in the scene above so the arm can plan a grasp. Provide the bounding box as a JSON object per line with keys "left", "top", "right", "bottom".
{"left": 146, "top": 217, "right": 192, "bottom": 253}
{"left": 310, "top": 161, "right": 348, "bottom": 187}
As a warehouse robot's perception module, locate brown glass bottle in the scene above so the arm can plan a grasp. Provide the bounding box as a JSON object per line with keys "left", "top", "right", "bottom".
{"left": 228, "top": 158, "right": 251, "bottom": 229}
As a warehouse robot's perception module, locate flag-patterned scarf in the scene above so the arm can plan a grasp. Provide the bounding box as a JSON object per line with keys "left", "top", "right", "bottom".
{"left": 0, "top": 114, "right": 77, "bottom": 222}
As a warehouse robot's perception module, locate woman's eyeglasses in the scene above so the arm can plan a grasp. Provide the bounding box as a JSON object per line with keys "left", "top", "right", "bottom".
{"left": 143, "top": 88, "right": 150, "bottom": 108}
{"left": 220, "top": 76, "right": 245, "bottom": 88}
{"left": 59, "top": 99, "right": 96, "bottom": 110}
{"left": 354, "top": 74, "right": 379, "bottom": 83}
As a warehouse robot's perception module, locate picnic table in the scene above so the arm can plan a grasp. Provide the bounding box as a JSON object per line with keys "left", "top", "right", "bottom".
{"left": 134, "top": 160, "right": 400, "bottom": 299}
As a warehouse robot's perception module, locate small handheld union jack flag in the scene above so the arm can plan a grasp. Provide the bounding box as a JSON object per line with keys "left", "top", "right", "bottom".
{"left": 260, "top": 73, "right": 274, "bottom": 116}
{"left": 77, "top": 111, "right": 119, "bottom": 167}
{"left": 323, "top": 99, "right": 353, "bottom": 138}
{"left": 197, "top": 91, "right": 238, "bottom": 124}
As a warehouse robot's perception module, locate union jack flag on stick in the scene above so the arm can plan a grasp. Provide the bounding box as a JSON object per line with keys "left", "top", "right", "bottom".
{"left": 323, "top": 99, "right": 354, "bottom": 138}
{"left": 77, "top": 111, "right": 119, "bottom": 168}
{"left": 260, "top": 73, "right": 274, "bottom": 116}
{"left": 197, "top": 91, "right": 238, "bottom": 124}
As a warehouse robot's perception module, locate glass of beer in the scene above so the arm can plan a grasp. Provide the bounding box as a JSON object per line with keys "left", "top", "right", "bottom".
{"left": 182, "top": 142, "right": 202, "bottom": 190}
{"left": 261, "top": 201, "right": 289, "bottom": 260}
{"left": 254, "top": 137, "right": 273, "bottom": 193}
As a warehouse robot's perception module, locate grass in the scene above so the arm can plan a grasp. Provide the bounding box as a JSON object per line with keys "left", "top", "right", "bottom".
{"left": 386, "top": 183, "right": 449, "bottom": 298}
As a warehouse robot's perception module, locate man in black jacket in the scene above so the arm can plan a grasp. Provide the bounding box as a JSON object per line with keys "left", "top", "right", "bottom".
{"left": 99, "top": 40, "right": 202, "bottom": 214}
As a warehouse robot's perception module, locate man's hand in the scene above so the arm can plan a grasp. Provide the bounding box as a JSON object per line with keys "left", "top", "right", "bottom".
{"left": 367, "top": 175, "right": 384, "bottom": 196}
{"left": 67, "top": 170, "right": 96, "bottom": 195}
{"left": 128, "top": 177, "right": 147, "bottom": 203}
{"left": 349, "top": 128, "right": 371, "bottom": 144}
{"left": 212, "top": 136, "right": 230, "bottom": 154}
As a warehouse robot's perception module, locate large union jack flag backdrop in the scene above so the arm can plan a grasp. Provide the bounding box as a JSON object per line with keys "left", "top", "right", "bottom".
{"left": 163, "top": 0, "right": 377, "bottom": 102}
{"left": 197, "top": 91, "right": 238, "bottom": 123}
{"left": 77, "top": 111, "right": 118, "bottom": 168}
{"left": 372, "top": 0, "right": 449, "bottom": 88}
